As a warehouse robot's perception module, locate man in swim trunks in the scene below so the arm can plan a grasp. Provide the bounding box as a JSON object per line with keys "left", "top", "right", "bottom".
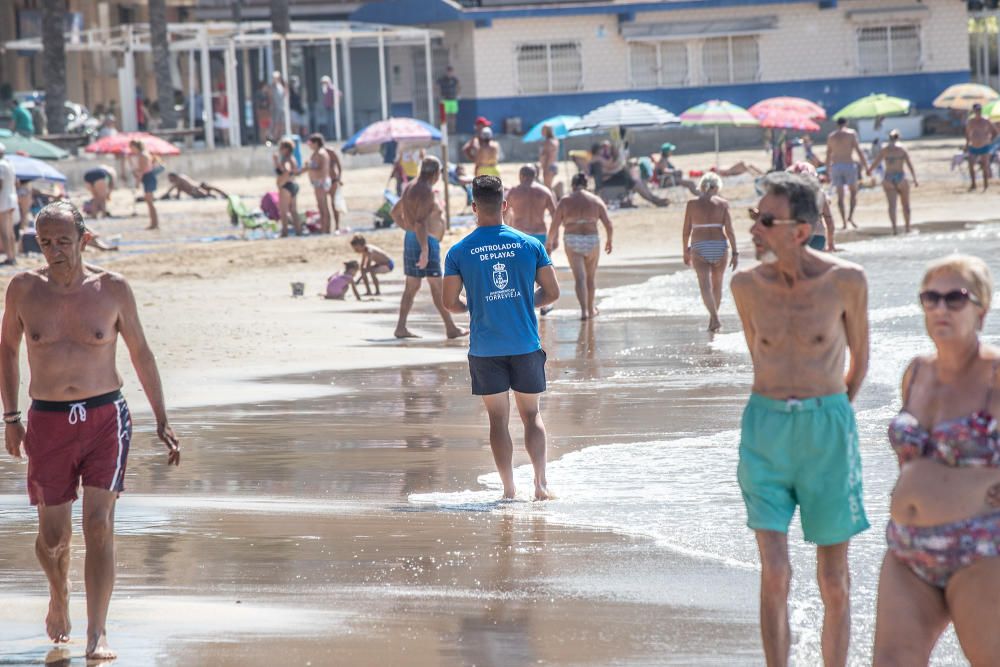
{"left": 731, "top": 172, "right": 870, "bottom": 667}
{"left": 825, "top": 117, "right": 868, "bottom": 230}
{"left": 442, "top": 175, "right": 560, "bottom": 500}
{"left": 1, "top": 201, "right": 180, "bottom": 661}
{"left": 505, "top": 165, "right": 556, "bottom": 247}
{"left": 391, "top": 156, "right": 468, "bottom": 340}
{"left": 539, "top": 125, "right": 560, "bottom": 195}
{"left": 548, "top": 173, "right": 613, "bottom": 320}
{"left": 437, "top": 66, "right": 460, "bottom": 134}
{"left": 965, "top": 103, "right": 998, "bottom": 192}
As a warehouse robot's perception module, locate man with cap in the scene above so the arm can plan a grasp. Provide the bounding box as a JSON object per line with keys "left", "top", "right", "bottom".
{"left": 0, "top": 142, "right": 17, "bottom": 265}
{"left": 463, "top": 116, "right": 492, "bottom": 162}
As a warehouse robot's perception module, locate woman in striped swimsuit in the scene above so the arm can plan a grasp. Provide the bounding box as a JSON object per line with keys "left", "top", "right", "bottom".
{"left": 682, "top": 173, "right": 739, "bottom": 333}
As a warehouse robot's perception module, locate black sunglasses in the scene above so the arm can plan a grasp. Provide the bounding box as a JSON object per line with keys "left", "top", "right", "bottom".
{"left": 919, "top": 289, "right": 982, "bottom": 311}
{"left": 748, "top": 207, "right": 808, "bottom": 228}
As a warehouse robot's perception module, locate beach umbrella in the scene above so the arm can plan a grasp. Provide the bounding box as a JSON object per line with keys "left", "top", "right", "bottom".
{"left": 7, "top": 154, "right": 67, "bottom": 183}
{"left": 0, "top": 129, "right": 69, "bottom": 160}
{"left": 572, "top": 100, "right": 680, "bottom": 130}
{"left": 754, "top": 109, "right": 821, "bottom": 132}
{"left": 679, "top": 100, "right": 760, "bottom": 167}
{"left": 748, "top": 96, "right": 826, "bottom": 121}
{"left": 933, "top": 83, "right": 999, "bottom": 111}
{"left": 342, "top": 117, "right": 442, "bottom": 154}
{"left": 833, "top": 94, "right": 910, "bottom": 120}
{"left": 522, "top": 115, "right": 584, "bottom": 142}
{"left": 85, "top": 132, "right": 181, "bottom": 156}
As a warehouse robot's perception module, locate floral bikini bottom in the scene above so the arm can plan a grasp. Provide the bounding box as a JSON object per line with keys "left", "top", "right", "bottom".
{"left": 886, "top": 509, "right": 1000, "bottom": 589}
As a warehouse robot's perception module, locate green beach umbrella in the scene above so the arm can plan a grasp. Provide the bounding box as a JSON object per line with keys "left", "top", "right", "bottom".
{"left": 833, "top": 94, "right": 911, "bottom": 121}
{"left": 679, "top": 100, "right": 759, "bottom": 167}
{"left": 0, "top": 129, "right": 69, "bottom": 160}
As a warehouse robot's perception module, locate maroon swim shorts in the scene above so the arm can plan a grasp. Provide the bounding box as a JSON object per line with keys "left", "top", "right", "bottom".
{"left": 24, "top": 390, "right": 132, "bottom": 506}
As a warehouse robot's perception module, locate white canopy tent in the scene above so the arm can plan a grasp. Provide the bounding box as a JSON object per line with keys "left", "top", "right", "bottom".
{"left": 5, "top": 20, "right": 442, "bottom": 148}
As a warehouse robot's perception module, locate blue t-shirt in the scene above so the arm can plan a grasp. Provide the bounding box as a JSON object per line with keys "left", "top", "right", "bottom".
{"left": 445, "top": 224, "right": 551, "bottom": 357}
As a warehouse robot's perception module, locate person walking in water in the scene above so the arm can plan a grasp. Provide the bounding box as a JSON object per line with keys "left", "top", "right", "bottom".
{"left": 443, "top": 175, "right": 560, "bottom": 500}
{"left": 391, "top": 156, "right": 468, "bottom": 340}
{"left": 825, "top": 117, "right": 869, "bottom": 230}
{"left": 731, "top": 172, "right": 870, "bottom": 667}
{"left": 1, "top": 202, "right": 180, "bottom": 661}
{"left": 548, "top": 173, "right": 613, "bottom": 320}
{"left": 681, "top": 173, "right": 738, "bottom": 333}
{"left": 868, "top": 129, "right": 919, "bottom": 235}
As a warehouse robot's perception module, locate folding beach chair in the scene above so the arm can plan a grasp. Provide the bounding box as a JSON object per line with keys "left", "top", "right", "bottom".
{"left": 226, "top": 194, "right": 278, "bottom": 239}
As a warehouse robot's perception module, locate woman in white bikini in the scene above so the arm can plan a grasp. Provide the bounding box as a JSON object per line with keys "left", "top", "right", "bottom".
{"left": 682, "top": 173, "right": 738, "bottom": 333}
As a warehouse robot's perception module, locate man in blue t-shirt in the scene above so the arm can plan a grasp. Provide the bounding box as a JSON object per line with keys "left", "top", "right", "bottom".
{"left": 444, "top": 175, "right": 560, "bottom": 500}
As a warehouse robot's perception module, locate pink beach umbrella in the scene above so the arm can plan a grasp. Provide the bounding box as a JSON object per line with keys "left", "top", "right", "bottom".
{"left": 342, "top": 117, "right": 442, "bottom": 154}
{"left": 754, "top": 109, "right": 821, "bottom": 132}
{"left": 748, "top": 97, "right": 827, "bottom": 121}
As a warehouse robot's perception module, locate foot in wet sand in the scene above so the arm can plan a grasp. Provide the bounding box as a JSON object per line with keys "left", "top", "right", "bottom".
{"left": 534, "top": 484, "right": 556, "bottom": 501}
{"left": 46, "top": 583, "right": 71, "bottom": 644}
{"left": 501, "top": 487, "right": 516, "bottom": 500}
{"left": 581, "top": 308, "right": 600, "bottom": 321}
{"left": 446, "top": 328, "right": 470, "bottom": 339}
{"left": 86, "top": 633, "right": 116, "bottom": 662}
{"left": 847, "top": 219, "right": 858, "bottom": 229}
{"left": 540, "top": 306, "right": 554, "bottom": 316}
{"left": 394, "top": 328, "right": 421, "bottom": 339}
{"left": 708, "top": 318, "right": 721, "bottom": 333}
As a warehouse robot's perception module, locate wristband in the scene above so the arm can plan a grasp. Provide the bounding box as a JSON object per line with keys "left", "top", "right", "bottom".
{"left": 4, "top": 415, "right": 21, "bottom": 424}
{"left": 3, "top": 411, "right": 20, "bottom": 417}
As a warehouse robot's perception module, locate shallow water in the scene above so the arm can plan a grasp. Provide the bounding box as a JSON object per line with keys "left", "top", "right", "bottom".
{"left": 1, "top": 226, "right": 997, "bottom": 664}
{"left": 419, "top": 222, "right": 1000, "bottom": 665}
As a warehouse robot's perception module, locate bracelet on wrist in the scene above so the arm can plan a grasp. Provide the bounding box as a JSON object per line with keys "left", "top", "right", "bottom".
{"left": 4, "top": 416, "right": 21, "bottom": 424}
{"left": 3, "top": 411, "right": 20, "bottom": 417}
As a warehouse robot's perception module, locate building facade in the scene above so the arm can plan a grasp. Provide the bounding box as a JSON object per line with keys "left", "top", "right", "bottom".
{"left": 356, "top": 0, "right": 971, "bottom": 132}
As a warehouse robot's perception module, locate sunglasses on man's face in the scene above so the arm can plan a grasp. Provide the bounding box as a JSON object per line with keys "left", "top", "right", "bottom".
{"left": 748, "top": 207, "right": 807, "bottom": 228}
{"left": 919, "top": 288, "right": 982, "bottom": 311}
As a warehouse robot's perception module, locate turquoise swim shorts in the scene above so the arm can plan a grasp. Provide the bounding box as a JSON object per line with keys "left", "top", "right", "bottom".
{"left": 737, "top": 393, "right": 869, "bottom": 545}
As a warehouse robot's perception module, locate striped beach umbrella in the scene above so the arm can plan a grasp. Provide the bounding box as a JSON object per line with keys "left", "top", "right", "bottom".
{"left": 749, "top": 96, "right": 826, "bottom": 121}
{"left": 933, "top": 83, "right": 999, "bottom": 111}
{"left": 679, "top": 100, "right": 760, "bottom": 166}
{"left": 85, "top": 132, "right": 181, "bottom": 156}
{"left": 572, "top": 100, "right": 680, "bottom": 130}
{"left": 754, "top": 109, "right": 821, "bottom": 132}
{"left": 833, "top": 94, "right": 910, "bottom": 120}
{"left": 342, "top": 117, "right": 442, "bottom": 154}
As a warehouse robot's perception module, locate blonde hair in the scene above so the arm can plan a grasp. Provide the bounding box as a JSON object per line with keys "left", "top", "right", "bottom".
{"left": 698, "top": 172, "right": 722, "bottom": 194}
{"left": 922, "top": 254, "right": 994, "bottom": 312}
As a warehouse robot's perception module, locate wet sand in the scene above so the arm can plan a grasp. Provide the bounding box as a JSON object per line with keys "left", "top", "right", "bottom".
{"left": 0, "top": 262, "right": 765, "bottom": 665}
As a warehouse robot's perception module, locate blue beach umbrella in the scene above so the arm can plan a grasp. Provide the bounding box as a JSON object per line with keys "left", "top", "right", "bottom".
{"left": 522, "top": 115, "right": 584, "bottom": 142}
{"left": 8, "top": 154, "right": 67, "bottom": 183}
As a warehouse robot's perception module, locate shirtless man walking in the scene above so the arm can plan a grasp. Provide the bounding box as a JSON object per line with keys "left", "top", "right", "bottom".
{"left": 965, "top": 103, "right": 998, "bottom": 192}
{"left": 505, "top": 165, "right": 556, "bottom": 247}
{"left": 1, "top": 201, "right": 180, "bottom": 661}
{"left": 548, "top": 173, "right": 613, "bottom": 320}
{"left": 825, "top": 118, "right": 869, "bottom": 229}
{"left": 392, "top": 156, "right": 468, "bottom": 339}
{"left": 539, "top": 125, "right": 560, "bottom": 195}
{"left": 731, "top": 172, "right": 870, "bottom": 667}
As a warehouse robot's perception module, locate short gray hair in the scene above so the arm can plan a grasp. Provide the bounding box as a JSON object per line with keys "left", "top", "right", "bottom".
{"left": 36, "top": 201, "right": 87, "bottom": 238}
{"left": 420, "top": 155, "right": 441, "bottom": 176}
{"left": 760, "top": 171, "right": 820, "bottom": 225}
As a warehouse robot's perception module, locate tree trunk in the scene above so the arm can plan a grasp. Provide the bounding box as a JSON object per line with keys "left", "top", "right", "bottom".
{"left": 149, "top": 0, "right": 177, "bottom": 129}
{"left": 41, "top": 0, "right": 66, "bottom": 134}
{"left": 271, "top": 0, "right": 290, "bottom": 35}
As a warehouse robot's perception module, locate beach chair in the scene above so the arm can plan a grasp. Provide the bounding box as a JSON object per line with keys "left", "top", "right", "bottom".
{"left": 226, "top": 194, "right": 278, "bottom": 239}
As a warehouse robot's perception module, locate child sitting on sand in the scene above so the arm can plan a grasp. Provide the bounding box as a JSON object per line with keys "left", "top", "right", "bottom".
{"left": 326, "top": 260, "right": 362, "bottom": 301}
{"left": 349, "top": 234, "right": 394, "bottom": 296}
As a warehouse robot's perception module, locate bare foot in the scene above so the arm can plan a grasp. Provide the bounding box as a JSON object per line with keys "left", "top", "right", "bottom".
{"left": 535, "top": 485, "right": 556, "bottom": 501}
{"left": 145, "top": 225, "right": 158, "bottom": 231}
{"left": 86, "top": 633, "right": 116, "bottom": 662}
{"left": 847, "top": 219, "right": 858, "bottom": 229}
{"left": 394, "top": 329, "right": 421, "bottom": 339}
{"left": 540, "top": 306, "right": 554, "bottom": 316}
{"left": 446, "top": 328, "right": 470, "bottom": 339}
{"left": 708, "top": 318, "right": 721, "bottom": 333}
{"left": 46, "top": 583, "right": 71, "bottom": 643}
{"left": 501, "top": 487, "right": 516, "bottom": 500}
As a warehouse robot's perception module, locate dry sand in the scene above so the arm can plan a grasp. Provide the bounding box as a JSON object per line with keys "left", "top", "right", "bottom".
{"left": 0, "top": 137, "right": 997, "bottom": 665}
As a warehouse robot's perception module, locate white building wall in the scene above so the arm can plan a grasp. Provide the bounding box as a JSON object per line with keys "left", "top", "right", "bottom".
{"left": 469, "top": 0, "right": 968, "bottom": 99}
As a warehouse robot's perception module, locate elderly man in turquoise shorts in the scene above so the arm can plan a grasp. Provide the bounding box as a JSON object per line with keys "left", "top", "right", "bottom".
{"left": 731, "top": 171, "right": 870, "bottom": 667}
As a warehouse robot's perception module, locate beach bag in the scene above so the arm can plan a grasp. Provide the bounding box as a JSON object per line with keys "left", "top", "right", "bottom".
{"left": 334, "top": 188, "right": 348, "bottom": 214}
{"left": 260, "top": 191, "right": 280, "bottom": 221}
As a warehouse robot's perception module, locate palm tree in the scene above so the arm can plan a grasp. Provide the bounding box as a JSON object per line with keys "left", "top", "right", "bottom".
{"left": 41, "top": 0, "right": 66, "bottom": 134}
{"left": 271, "top": 0, "right": 290, "bottom": 35}
{"left": 149, "top": 0, "right": 177, "bottom": 128}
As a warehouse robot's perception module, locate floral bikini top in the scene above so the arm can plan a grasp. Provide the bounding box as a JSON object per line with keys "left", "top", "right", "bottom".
{"left": 888, "top": 359, "right": 1000, "bottom": 468}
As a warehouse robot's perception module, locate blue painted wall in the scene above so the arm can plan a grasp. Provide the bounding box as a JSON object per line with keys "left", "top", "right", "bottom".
{"left": 453, "top": 71, "right": 970, "bottom": 133}
{"left": 390, "top": 102, "right": 415, "bottom": 118}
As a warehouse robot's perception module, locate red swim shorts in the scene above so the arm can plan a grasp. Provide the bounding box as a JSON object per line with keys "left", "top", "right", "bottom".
{"left": 24, "top": 390, "right": 132, "bottom": 506}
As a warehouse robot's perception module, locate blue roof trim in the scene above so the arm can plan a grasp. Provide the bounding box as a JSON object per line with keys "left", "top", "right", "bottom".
{"left": 350, "top": 0, "right": 463, "bottom": 25}
{"left": 352, "top": 0, "right": 827, "bottom": 25}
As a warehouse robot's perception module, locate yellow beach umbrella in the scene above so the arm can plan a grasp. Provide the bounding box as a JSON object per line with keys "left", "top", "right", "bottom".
{"left": 933, "top": 83, "right": 999, "bottom": 111}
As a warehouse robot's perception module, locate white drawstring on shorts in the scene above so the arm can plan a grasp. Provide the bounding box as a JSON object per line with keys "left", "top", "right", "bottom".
{"left": 68, "top": 402, "right": 87, "bottom": 425}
